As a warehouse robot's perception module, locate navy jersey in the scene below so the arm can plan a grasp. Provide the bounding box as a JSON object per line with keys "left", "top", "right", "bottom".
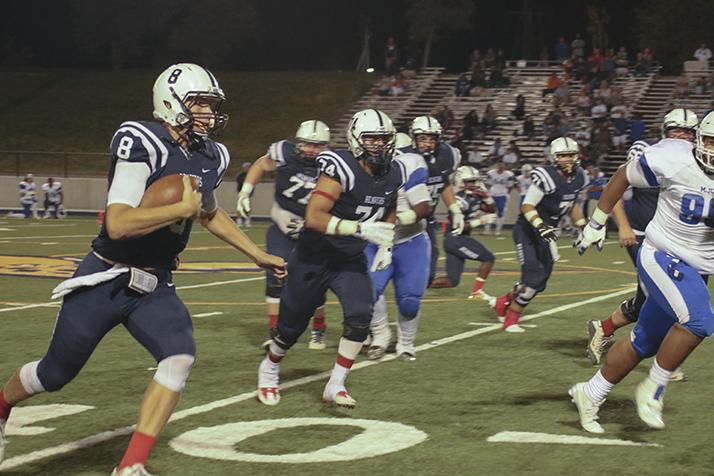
{"left": 448, "top": 191, "right": 484, "bottom": 236}
{"left": 269, "top": 140, "right": 319, "bottom": 217}
{"left": 519, "top": 165, "right": 589, "bottom": 228}
{"left": 624, "top": 140, "right": 658, "bottom": 234}
{"left": 298, "top": 150, "right": 405, "bottom": 258}
{"left": 401, "top": 143, "right": 461, "bottom": 209}
{"left": 92, "top": 121, "right": 229, "bottom": 269}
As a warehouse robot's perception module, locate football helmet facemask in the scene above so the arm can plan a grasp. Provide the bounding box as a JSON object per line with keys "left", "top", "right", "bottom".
{"left": 347, "top": 109, "right": 396, "bottom": 175}
{"left": 549, "top": 137, "right": 580, "bottom": 175}
{"left": 410, "top": 116, "right": 442, "bottom": 159}
{"left": 695, "top": 111, "right": 714, "bottom": 173}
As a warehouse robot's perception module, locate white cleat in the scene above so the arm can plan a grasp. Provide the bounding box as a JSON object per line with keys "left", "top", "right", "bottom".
{"left": 111, "top": 464, "right": 156, "bottom": 476}
{"left": 586, "top": 320, "right": 611, "bottom": 365}
{"left": 257, "top": 357, "right": 281, "bottom": 406}
{"left": 397, "top": 351, "right": 417, "bottom": 362}
{"left": 569, "top": 383, "right": 604, "bottom": 434}
{"left": 504, "top": 324, "right": 525, "bottom": 333}
{"left": 669, "top": 367, "right": 687, "bottom": 382}
{"left": 0, "top": 418, "right": 6, "bottom": 464}
{"left": 635, "top": 378, "right": 665, "bottom": 429}
{"left": 367, "top": 345, "right": 387, "bottom": 360}
{"left": 308, "top": 329, "right": 327, "bottom": 350}
{"left": 322, "top": 385, "right": 356, "bottom": 409}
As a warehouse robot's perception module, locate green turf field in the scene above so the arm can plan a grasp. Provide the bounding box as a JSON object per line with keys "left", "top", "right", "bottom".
{"left": 0, "top": 217, "right": 713, "bottom": 475}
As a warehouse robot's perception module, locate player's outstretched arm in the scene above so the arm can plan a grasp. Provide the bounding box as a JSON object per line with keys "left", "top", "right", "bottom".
{"left": 237, "top": 154, "right": 274, "bottom": 218}
{"left": 106, "top": 176, "right": 201, "bottom": 240}
{"left": 611, "top": 199, "right": 637, "bottom": 247}
{"left": 200, "top": 206, "right": 286, "bottom": 277}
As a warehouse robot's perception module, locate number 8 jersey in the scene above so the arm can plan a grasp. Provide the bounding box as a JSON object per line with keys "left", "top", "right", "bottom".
{"left": 626, "top": 138, "right": 714, "bottom": 274}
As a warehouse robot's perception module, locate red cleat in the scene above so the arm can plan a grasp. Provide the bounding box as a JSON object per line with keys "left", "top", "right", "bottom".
{"left": 494, "top": 292, "right": 512, "bottom": 318}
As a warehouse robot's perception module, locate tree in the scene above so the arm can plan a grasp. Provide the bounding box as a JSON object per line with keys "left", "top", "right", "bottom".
{"left": 586, "top": 4, "right": 609, "bottom": 53}
{"left": 405, "top": 0, "right": 475, "bottom": 67}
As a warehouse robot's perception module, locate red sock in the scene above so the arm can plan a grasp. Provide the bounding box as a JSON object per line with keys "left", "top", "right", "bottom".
{"left": 268, "top": 351, "right": 283, "bottom": 364}
{"left": 0, "top": 390, "right": 13, "bottom": 421}
{"left": 502, "top": 309, "right": 521, "bottom": 329}
{"left": 312, "top": 313, "right": 326, "bottom": 330}
{"left": 268, "top": 314, "right": 279, "bottom": 329}
{"left": 471, "top": 278, "right": 486, "bottom": 294}
{"left": 336, "top": 353, "right": 355, "bottom": 369}
{"left": 601, "top": 316, "right": 616, "bottom": 337}
{"left": 118, "top": 431, "right": 157, "bottom": 470}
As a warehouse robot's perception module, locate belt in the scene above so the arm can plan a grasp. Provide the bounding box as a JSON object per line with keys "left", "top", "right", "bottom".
{"left": 92, "top": 251, "right": 160, "bottom": 272}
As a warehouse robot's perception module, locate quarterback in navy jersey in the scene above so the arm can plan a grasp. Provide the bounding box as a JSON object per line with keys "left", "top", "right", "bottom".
{"left": 494, "top": 137, "right": 588, "bottom": 332}
{"left": 430, "top": 166, "right": 497, "bottom": 300}
{"left": 257, "top": 109, "right": 405, "bottom": 409}
{"left": 399, "top": 116, "right": 463, "bottom": 285}
{"left": 0, "top": 64, "right": 285, "bottom": 475}
{"left": 585, "top": 108, "right": 699, "bottom": 366}
{"left": 236, "top": 120, "right": 332, "bottom": 350}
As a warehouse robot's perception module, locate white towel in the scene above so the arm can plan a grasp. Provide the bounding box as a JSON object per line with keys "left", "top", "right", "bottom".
{"left": 51, "top": 264, "right": 129, "bottom": 300}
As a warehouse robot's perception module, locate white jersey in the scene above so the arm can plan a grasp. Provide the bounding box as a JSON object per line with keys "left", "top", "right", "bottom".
{"left": 42, "top": 182, "right": 63, "bottom": 203}
{"left": 486, "top": 169, "right": 514, "bottom": 197}
{"left": 393, "top": 152, "right": 430, "bottom": 244}
{"left": 626, "top": 138, "right": 714, "bottom": 274}
{"left": 19, "top": 181, "right": 36, "bottom": 205}
{"left": 516, "top": 174, "right": 531, "bottom": 196}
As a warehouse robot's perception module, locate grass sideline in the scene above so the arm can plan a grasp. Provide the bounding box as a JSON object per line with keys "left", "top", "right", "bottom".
{"left": 0, "top": 69, "right": 374, "bottom": 176}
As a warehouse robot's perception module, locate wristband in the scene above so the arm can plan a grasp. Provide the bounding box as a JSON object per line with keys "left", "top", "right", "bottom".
{"left": 448, "top": 203, "right": 463, "bottom": 216}
{"left": 326, "top": 216, "right": 358, "bottom": 236}
{"left": 531, "top": 217, "right": 544, "bottom": 229}
{"left": 397, "top": 209, "right": 418, "bottom": 225}
{"left": 524, "top": 210, "right": 539, "bottom": 222}
{"left": 574, "top": 218, "right": 587, "bottom": 228}
{"left": 468, "top": 218, "right": 482, "bottom": 228}
{"left": 589, "top": 207, "right": 608, "bottom": 230}
{"left": 240, "top": 182, "right": 254, "bottom": 195}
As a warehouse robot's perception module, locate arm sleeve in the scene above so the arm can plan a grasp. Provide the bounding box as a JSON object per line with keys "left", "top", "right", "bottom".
{"left": 530, "top": 167, "right": 556, "bottom": 194}
{"left": 316, "top": 151, "right": 355, "bottom": 192}
{"left": 267, "top": 140, "right": 287, "bottom": 167}
{"left": 214, "top": 142, "right": 231, "bottom": 188}
{"left": 202, "top": 191, "right": 218, "bottom": 214}
{"left": 106, "top": 161, "right": 151, "bottom": 207}
{"left": 522, "top": 183, "right": 546, "bottom": 206}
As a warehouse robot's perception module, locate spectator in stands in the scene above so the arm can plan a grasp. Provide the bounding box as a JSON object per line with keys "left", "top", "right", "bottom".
{"left": 695, "top": 76, "right": 708, "bottom": 95}
{"left": 590, "top": 124, "right": 612, "bottom": 165}
{"left": 553, "top": 36, "right": 571, "bottom": 62}
{"left": 470, "top": 49, "right": 482, "bottom": 69}
{"left": 489, "top": 64, "right": 510, "bottom": 87}
{"left": 465, "top": 145, "right": 486, "bottom": 166}
{"left": 575, "top": 121, "right": 592, "bottom": 150}
{"left": 673, "top": 75, "right": 690, "bottom": 99}
{"left": 589, "top": 47, "right": 603, "bottom": 67}
{"left": 522, "top": 115, "right": 536, "bottom": 140}
{"left": 512, "top": 94, "right": 526, "bottom": 120}
{"left": 694, "top": 43, "right": 712, "bottom": 62}
{"left": 639, "top": 48, "right": 654, "bottom": 74}
{"left": 495, "top": 49, "right": 506, "bottom": 69}
{"left": 484, "top": 48, "right": 496, "bottom": 69}
{"left": 590, "top": 98, "right": 608, "bottom": 124}
{"left": 470, "top": 65, "right": 488, "bottom": 88}
{"left": 482, "top": 104, "right": 497, "bottom": 133}
{"left": 571, "top": 33, "right": 585, "bottom": 59}
{"left": 502, "top": 141, "right": 521, "bottom": 169}
{"left": 403, "top": 57, "right": 419, "bottom": 78}
{"left": 583, "top": 165, "right": 607, "bottom": 217}
{"left": 455, "top": 73, "right": 472, "bottom": 96}
{"left": 460, "top": 109, "right": 480, "bottom": 140}
{"left": 601, "top": 49, "right": 616, "bottom": 77}
{"left": 629, "top": 113, "right": 646, "bottom": 142}
{"left": 595, "top": 79, "right": 614, "bottom": 106}
{"left": 487, "top": 138, "right": 506, "bottom": 162}
{"left": 538, "top": 47, "right": 550, "bottom": 66}
{"left": 542, "top": 72, "right": 562, "bottom": 99}
{"left": 376, "top": 75, "right": 394, "bottom": 96}
{"left": 553, "top": 80, "right": 570, "bottom": 107}
{"left": 610, "top": 97, "right": 629, "bottom": 152}
{"left": 384, "top": 37, "right": 398, "bottom": 75}
{"left": 575, "top": 87, "right": 592, "bottom": 114}
{"left": 615, "top": 46, "right": 630, "bottom": 77}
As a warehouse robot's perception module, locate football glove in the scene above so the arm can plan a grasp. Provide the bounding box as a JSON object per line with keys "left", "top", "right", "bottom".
{"left": 370, "top": 245, "right": 393, "bottom": 272}
{"left": 449, "top": 203, "right": 465, "bottom": 236}
{"left": 286, "top": 218, "right": 304, "bottom": 240}
{"left": 356, "top": 222, "right": 395, "bottom": 247}
{"left": 469, "top": 213, "right": 497, "bottom": 229}
{"left": 574, "top": 223, "right": 606, "bottom": 255}
{"left": 236, "top": 192, "right": 251, "bottom": 219}
{"left": 537, "top": 223, "right": 559, "bottom": 242}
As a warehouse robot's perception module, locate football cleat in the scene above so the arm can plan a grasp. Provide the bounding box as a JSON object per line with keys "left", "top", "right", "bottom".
{"left": 0, "top": 418, "right": 6, "bottom": 464}
{"left": 397, "top": 351, "right": 417, "bottom": 362}
{"left": 471, "top": 290, "right": 497, "bottom": 307}
{"left": 586, "top": 320, "right": 611, "bottom": 365}
{"left": 257, "top": 357, "right": 281, "bottom": 406}
{"left": 504, "top": 323, "right": 525, "bottom": 333}
{"left": 322, "top": 385, "right": 356, "bottom": 409}
{"left": 569, "top": 383, "right": 605, "bottom": 434}
{"left": 367, "top": 345, "right": 387, "bottom": 360}
{"left": 493, "top": 293, "right": 512, "bottom": 318}
{"left": 111, "top": 464, "right": 156, "bottom": 476}
{"left": 257, "top": 387, "right": 280, "bottom": 406}
{"left": 669, "top": 367, "right": 687, "bottom": 382}
{"left": 635, "top": 378, "right": 665, "bottom": 429}
{"left": 308, "top": 329, "right": 327, "bottom": 350}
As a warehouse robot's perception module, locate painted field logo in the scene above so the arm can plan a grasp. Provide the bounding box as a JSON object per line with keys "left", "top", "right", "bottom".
{"left": 0, "top": 256, "right": 78, "bottom": 278}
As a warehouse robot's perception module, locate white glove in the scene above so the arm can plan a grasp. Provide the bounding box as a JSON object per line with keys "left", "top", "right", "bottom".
{"left": 449, "top": 203, "right": 465, "bottom": 236}
{"left": 356, "top": 221, "right": 395, "bottom": 247}
{"left": 236, "top": 192, "right": 251, "bottom": 219}
{"left": 370, "top": 245, "right": 393, "bottom": 272}
{"left": 286, "top": 218, "right": 304, "bottom": 240}
{"left": 469, "top": 213, "right": 497, "bottom": 229}
{"left": 574, "top": 223, "right": 606, "bottom": 255}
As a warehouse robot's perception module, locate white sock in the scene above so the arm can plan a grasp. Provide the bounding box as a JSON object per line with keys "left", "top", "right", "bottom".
{"left": 396, "top": 312, "right": 420, "bottom": 353}
{"left": 328, "top": 338, "right": 362, "bottom": 388}
{"left": 583, "top": 370, "right": 614, "bottom": 404}
{"left": 268, "top": 341, "right": 286, "bottom": 359}
{"left": 258, "top": 356, "right": 280, "bottom": 387}
{"left": 649, "top": 358, "right": 673, "bottom": 387}
{"left": 370, "top": 295, "right": 392, "bottom": 347}
{"left": 496, "top": 217, "right": 504, "bottom": 234}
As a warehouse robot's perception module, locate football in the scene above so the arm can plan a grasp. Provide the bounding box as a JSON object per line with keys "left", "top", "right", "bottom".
{"left": 139, "top": 174, "right": 198, "bottom": 208}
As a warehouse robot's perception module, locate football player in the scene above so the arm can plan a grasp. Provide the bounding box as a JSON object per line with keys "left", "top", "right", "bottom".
{"left": 42, "top": 177, "right": 64, "bottom": 219}
{"left": 18, "top": 173, "right": 38, "bottom": 219}
{"left": 429, "top": 166, "right": 497, "bottom": 301}
{"left": 0, "top": 63, "right": 285, "bottom": 475}
{"left": 585, "top": 109, "right": 698, "bottom": 367}
{"left": 237, "top": 120, "right": 331, "bottom": 350}
{"left": 400, "top": 116, "right": 463, "bottom": 286}
{"left": 257, "top": 109, "right": 412, "bottom": 408}
{"left": 365, "top": 134, "right": 432, "bottom": 361}
{"left": 485, "top": 160, "right": 515, "bottom": 236}
{"left": 570, "top": 111, "right": 714, "bottom": 434}
{"left": 494, "top": 137, "right": 589, "bottom": 332}
{"left": 517, "top": 164, "right": 533, "bottom": 206}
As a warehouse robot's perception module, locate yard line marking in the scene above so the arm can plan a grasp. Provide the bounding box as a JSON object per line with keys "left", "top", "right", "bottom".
{"left": 486, "top": 431, "right": 660, "bottom": 447}
{"left": 193, "top": 312, "right": 224, "bottom": 318}
{"left": 0, "top": 286, "right": 635, "bottom": 471}
{"left": 176, "top": 276, "right": 265, "bottom": 290}
{"left": 0, "top": 303, "right": 60, "bottom": 314}
{"left": 0, "top": 234, "right": 95, "bottom": 241}
{"left": 40, "top": 242, "right": 59, "bottom": 246}
{"left": 468, "top": 322, "right": 537, "bottom": 328}
{"left": 438, "top": 240, "right": 620, "bottom": 260}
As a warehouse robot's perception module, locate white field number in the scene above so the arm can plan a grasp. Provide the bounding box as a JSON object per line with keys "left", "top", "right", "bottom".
{"left": 6, "top": 404, "right": 94, "bottom": 436}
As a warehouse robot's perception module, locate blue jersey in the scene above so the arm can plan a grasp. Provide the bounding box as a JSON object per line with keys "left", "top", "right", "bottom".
{"left": 92, "top": 121, "right": 229, "bottom": 269}
{"left": 449, "top": 191, "right": 485, "bottom": 236}
{"left": 298, "top": 150, "right": 406, "bottom": 258}
{"left": 269, "top": 140, "right": 319, "bottom": 217}
{"left": 401, "top": 143, "right": 461, "bottom": 210}
{"left": 520, "top": 165, "right": 589, "bottom": 228}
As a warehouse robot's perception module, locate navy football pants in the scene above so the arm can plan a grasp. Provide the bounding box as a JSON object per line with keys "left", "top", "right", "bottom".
{"left": 443, "top": 234, "right": 495, "bottom": 286}
{"left": 512, "top": 221, "right": 553, "bottom": 292}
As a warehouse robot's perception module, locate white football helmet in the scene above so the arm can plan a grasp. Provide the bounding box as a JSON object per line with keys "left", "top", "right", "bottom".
{"left": 549, "top": 137, "right": 580, "bottom": 175}
{"left": 409, "top": 116, "right": 442, "bottom": 156}
{"left": 455, "top": 165, "right": 484, "bottom": 194}
{"left": 152, "top": 63, "right": 228, "bottom": 144}
{"left": 394, "top": 132, "right": 413, "bottom": 150}
{"left": 695, "top": 111, "right": 714, "bottom": 173}
{"left": 521, "top": 164, "right": 533, "bottom": 175}
{"left": 347, "top": 109, "right": 396, "bottom": 172}
{"left": 295, "top": 120, "right": 330, "bottom": 160}
{"left": 662, "top": 108, "right": 698, "bottom": 139}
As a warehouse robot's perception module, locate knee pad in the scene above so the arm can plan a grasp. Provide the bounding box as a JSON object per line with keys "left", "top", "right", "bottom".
{"left": 513, "top": 283, "right": 538, "bottom": 307}
{"left": 36, "top": 355, "right": 81, "bottom": 393}
{"left": 342, "top": 323, "right": 370, "bottom": 343}
{"left": 265, "top": 281, "right": 283, "bottom": 300}
{"left": 397, "top": 296, "right": 421, "bottom": 319}
{"left": 19, "top": 361, "right": 46, "bottom": 395}
{"left": 154, "top": 354, "right": 195, "bottom": 393}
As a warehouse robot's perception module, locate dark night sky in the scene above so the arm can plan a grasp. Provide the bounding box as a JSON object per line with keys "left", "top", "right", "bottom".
{"left": 1, "top": 0, "right": 644, "bottom": 71}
